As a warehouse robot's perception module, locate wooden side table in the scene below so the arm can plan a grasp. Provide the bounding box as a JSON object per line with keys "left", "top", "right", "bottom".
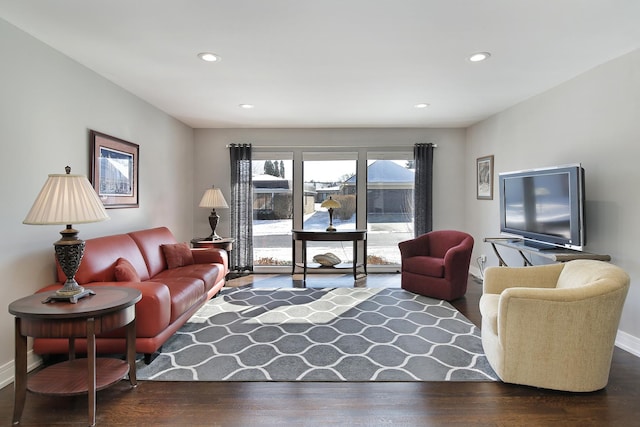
{"left": 9, "top": 286, "right": 141, "bottom": 426}
{"left": 191, "top": 237, "right": 234, "bottom": 252}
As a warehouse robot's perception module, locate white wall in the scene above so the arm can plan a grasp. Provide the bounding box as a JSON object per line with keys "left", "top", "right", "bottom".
{"left": 193, "top": 128, "right": 468, "bottom": 239}
{"left": 466, "top": 48, "right": 640, "bottom": 353}
{"left": 0, "top": 19, "right": 195, "bottom": 384}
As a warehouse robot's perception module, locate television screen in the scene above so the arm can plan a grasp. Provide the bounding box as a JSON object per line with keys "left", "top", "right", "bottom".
{"left": 499, "top": 164, "right": 585, "bottom": 250}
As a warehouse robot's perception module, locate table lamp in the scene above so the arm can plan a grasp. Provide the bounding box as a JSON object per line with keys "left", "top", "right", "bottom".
{"left": 199, "top": 186, "right": 229, "bottom": 240}
{"left": 320, "top": 196, "right": 341, "bottom": 232}
{"left": 23, "top": 166, "right": 109, "bottom": 303}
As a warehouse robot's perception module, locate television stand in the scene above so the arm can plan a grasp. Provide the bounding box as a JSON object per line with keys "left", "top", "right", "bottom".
{"left": 484, "top": 237, "right": 611, "bottom": 267}
{"left": 521, "top": 240, "right": 558, "bottom": 251}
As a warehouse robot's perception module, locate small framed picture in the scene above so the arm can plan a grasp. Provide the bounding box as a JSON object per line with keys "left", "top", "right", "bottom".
{"left": 476, "top": 155, "right": 494, "bottom": 200}
{"left": 90, "top": 130, "right": 139, "bottom": 208}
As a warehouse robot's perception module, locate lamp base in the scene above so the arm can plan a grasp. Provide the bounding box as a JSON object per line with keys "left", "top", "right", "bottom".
{"left": 207, "top": 210, "right": 222, "bottom": 240}
{"left": 43, "top": 287, "right": 95, "bottom": 304}
{"left": 326, "top": 226, "right": 337, "bottom": 232}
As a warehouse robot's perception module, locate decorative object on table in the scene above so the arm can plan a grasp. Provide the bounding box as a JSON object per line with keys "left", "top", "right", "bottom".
{"left": 312, "top": 252, "right": 341, "bottom": 266}
{"left": 90, "top": 130, "right": 139, "bottom": 208}
{"left": 199, "top": 186, "right": 229, "bottom": 240}
{"left": 476, "top": 155, "right": 494, "bottom": 200}
{"left": 320, "top": 196, "right": 341, "bottom": 232}
{"left": 23, "top": 166, "right": 109, "bottom": 303}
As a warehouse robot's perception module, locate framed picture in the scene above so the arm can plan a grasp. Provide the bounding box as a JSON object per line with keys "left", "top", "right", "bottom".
{"left": 476, "top": 155, "right": 494, "bottom": 200}
{"left": 90, "top": 130, "right": 139, "bottom": 208}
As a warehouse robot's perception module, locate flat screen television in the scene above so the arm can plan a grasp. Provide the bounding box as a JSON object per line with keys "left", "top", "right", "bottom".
{"left": 498, "top": 164, "right": 586, "bottom": 251}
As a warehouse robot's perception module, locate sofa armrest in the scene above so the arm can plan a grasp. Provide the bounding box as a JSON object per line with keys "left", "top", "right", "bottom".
{"left": 192, "top": 248, "right": 228, "bottom": 272}
{"left": 54, "top": 281, "right": 172, "bottom": 338}
{"left": 483, "top": 264, "right": 564, "bottom": 295}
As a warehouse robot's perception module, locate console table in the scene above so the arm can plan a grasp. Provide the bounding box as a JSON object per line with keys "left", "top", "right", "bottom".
{"left": 292, "top": 229, "right": 367, "bottom": 281}
{"left": 484, "top": 237, "right": 611, "bottom": 267}
{"left": 9, "top": 286, "right": 141, "bottom": 426}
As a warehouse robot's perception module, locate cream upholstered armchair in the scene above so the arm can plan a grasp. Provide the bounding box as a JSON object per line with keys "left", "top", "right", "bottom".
{"left": 479, "top": 259, "right": 629, "bottom": 392}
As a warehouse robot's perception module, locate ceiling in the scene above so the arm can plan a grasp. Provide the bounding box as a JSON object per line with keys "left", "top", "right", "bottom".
{"left": 1, "top": 1, "right": 639, "bottom": 129}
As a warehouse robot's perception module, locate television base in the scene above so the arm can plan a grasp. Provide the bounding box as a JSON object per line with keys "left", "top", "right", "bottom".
{"left": 484, "top": 237, "right": 611, "bottom": 267}
{"left": 522, "top": 240, "right": 558, "bottom": 251}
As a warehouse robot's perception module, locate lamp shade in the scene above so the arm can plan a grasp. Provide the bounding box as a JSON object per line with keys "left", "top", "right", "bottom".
{"left": 23, "top": 169, "right": 109, "bottom": 225}
{"left": 320, "top": 196, "right": 341, "bottom": 209}
{"left": 199, "top": 187, "right": 229, "bottom": 209}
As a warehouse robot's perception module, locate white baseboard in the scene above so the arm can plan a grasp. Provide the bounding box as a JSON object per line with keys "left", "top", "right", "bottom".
{"left": 0, "top": 351, "right": 42, "bottom": 390}
{"left": 469, "top": 265, "right": 484, "bottom": 283}
{"left": 616, "top": 330, "right": 640, "bottom": 357}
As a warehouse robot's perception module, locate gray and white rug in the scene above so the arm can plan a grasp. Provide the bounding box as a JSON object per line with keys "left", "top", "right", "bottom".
{"left": 137, "top": 287, "right": 497, "bottom": 382}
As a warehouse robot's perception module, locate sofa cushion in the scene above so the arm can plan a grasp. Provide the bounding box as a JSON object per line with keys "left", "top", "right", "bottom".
{"left": 162, "top": 243, "right": 195, "bottom": 269}
{"left": 402, "top": 256, "right": 445, "bottom": 277}
{"left": 129, "top": 227, "right": 178, "bottom": 277}
{"left": 149, "top": 277, "right": 205, "bottom": 323}
{"left": 61, "top": 233, "right": 150, "bottom": 284}
{"left": 154, "top": 264, "right": 223, "bottom": 292}
{"left": 114, "top": 258, "right": 141, "bottom": 282}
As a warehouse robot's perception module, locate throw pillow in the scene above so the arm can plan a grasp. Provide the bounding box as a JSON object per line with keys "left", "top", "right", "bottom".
{"left": 162, "top": 242, "right": 195, "bottom": 269}
{"left": 114, "top": 257, "right": 141, "bottom": 282}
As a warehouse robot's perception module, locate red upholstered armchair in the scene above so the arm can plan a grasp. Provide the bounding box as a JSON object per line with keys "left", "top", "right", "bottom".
{"left": 398, "top": 230, "right": 474, "bottom": 301}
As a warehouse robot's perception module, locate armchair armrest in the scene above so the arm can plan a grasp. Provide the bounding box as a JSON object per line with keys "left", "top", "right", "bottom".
{"left": 398, "top": 234, "right": 431, "bottom": 258}
{"left": 483, "top": 264, "right": 564, "bottom": 295}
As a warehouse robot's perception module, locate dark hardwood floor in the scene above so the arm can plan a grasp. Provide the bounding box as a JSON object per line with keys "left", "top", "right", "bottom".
{"left": 2, "top": 273, "right": 639, "bottom": 426}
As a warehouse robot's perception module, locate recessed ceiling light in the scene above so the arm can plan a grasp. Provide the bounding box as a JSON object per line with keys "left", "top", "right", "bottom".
{"left": 414, "top": 103, "right": 430, "bottom": 109}
{"left": 239, "top": 104, "right": 255, "bottom": 109}
{"left": 198, "top": 52, "right": 221, "bottom": 62}
{"left": 468, "top": 52, "right": 491, "bottom": 62}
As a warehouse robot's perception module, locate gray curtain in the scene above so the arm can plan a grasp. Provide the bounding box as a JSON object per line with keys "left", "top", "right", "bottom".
{"left": 414, "top": 143, "right": 434, "bottom": 237}
{"left": 229, "top": 143, "right": 253, "bottom": 272}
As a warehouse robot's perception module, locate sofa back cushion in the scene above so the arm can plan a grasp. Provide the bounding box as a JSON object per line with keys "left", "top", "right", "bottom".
{"left": 58, "top": 233, "right": 150, "bottom": 284}
{"left": 128, "top": 227, "right": 178, "bottom": 277}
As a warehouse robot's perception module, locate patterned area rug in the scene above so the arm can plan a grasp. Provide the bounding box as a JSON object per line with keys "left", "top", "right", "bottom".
{"left": 137, "top": 287, "right": 497, "bottom": 382}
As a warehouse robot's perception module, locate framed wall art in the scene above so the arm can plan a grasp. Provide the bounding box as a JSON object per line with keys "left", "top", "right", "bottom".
{"left": 476, "top": 155, "right": 494, "bottom": 200}
{"left": 90, "top": 130, "right": 139, "bottom": 208}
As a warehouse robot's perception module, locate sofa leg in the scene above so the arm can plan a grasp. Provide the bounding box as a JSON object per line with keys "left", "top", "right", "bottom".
{"left": 143, "top": 347, "right": 162, "bottom": 364}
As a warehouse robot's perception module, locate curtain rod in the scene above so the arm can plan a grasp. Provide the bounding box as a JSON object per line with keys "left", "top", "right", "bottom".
{"left": 225, "top": 144, "right": 437, "bottom": 149}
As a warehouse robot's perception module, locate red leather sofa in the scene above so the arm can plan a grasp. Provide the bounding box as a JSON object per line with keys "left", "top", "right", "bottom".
{"left": 34, "top": 227, "right": 228, "bottom": 362}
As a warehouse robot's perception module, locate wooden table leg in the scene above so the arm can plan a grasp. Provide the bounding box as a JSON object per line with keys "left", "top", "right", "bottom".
{"left": 352, "top": 240, "right": 357, "bottom": 279}
{"left": 302, "top": 240, "right": 307, "bottom": 282}
{"left": 12, "top": 318, "right": 26, "bottom": 425}
{"left": 87, "top": 317, "right": 96, "bottom": 427}
{"left": 127, "top": 318, "right": 137, "bottom": 387}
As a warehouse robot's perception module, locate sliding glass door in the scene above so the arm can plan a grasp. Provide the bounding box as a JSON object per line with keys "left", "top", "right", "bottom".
{"left": 252, "top": 154, "right": 293, "bottom": 266}
{"left": 366, "top": 152, "right": 414, "bottom": 266}
{"left": 252, "top": 148, "right": 414, "bottom": 271}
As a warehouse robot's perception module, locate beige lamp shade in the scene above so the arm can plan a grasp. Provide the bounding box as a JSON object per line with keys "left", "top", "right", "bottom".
{"left": 23, "top": 169, "right": 109, "bottom": 225}
{"left": 320, "top": 196, "right": 341, "bottom": 209}
{"left": 199, "top": 187, "right": 229, "bottom": 209}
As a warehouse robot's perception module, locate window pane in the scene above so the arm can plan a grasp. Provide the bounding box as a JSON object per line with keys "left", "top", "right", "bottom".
{"left": 252, "top": 158, "right": 293, "bottom": 266}
{"left": 366, "top": 158, "right": 414, "bottom": 265}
